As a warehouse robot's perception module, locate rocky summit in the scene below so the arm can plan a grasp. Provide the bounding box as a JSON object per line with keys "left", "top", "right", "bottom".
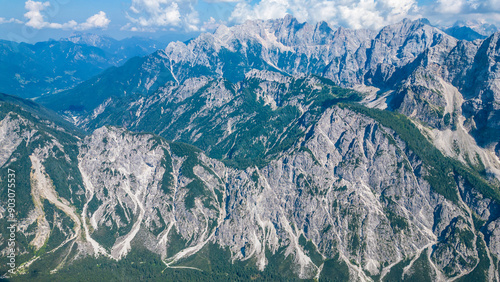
{"left": 1, "top": 16, "right": 500, "bottom": 281}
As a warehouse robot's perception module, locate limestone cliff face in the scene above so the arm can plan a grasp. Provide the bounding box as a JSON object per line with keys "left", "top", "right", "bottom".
{"left": 2, "top": 96, "right": 499, "bottom": 280}
{"left": 77, "top": 127, "right": 225, "bottom": 261}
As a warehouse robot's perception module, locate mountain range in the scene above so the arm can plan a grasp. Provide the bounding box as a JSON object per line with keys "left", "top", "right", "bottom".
{"left": 0, "top": 34, "right": 166, "bottom": 99}
{"left": 39, "top": 17, "right": 500, "bottom": 178}
{"left": 1, "top": 16, "right": 500, "bottom": 281}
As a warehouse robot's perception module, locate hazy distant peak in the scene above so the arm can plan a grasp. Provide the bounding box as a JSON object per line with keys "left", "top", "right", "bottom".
{"left": 451, "top": 20, "right": 498, "bottom": 36}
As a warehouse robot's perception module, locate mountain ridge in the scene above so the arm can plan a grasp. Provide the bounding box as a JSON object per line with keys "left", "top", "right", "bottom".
{"left": 0, "top": 35, "right": 169, "bottom": 99}
{"left": 38, "top": 17, "right": 500, "bottom": 181}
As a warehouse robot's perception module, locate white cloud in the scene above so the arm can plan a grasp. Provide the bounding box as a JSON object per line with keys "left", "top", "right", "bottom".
{"left": 201, "top": 17, "right": 221, "bottom": 31}
{"left": 203, "top": 0, "right": 240, "bottom": 2}
{"left": 229, "top": 0, "right": 418, "bottom": 30}
{"left": 23, "top": 0, "right": 109, "bottom": 30}
{"left": 437, "top": 0, "right": 465, "bottom": 14}
{"left": 25, "top": 0, "right": 55, "bottom": 29}
{"left": 77, "top": 11, "right": 111, "bottom": 30}
{"left": 124, "top": 0, "right": 200, "bottom": 31}
{"left": 184, "top": 8, "right": 201, "bottom": 31}
{"left": 0, "top": 18, "right": 24, "bottom": 24}
{"left": 230, "top": 0, "right": 289, "bottom": 23}
{"left": 307, "top": 2, "right": 337, "bottom": 23}
{"left": 337, "top": 2, "right": 384, "bottom": 29}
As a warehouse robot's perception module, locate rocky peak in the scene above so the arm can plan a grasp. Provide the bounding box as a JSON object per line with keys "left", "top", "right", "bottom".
{"left": 37, "top": 16, "right": 500, "bottom": 179}
{"left": 452, "top": 20, "right": 499, "bottom": 36}
{"left": 63, "top": 33, "right": 116, "bottom": 48}
{"left": 368, "top": 18, "right": 455, "bottom": 67}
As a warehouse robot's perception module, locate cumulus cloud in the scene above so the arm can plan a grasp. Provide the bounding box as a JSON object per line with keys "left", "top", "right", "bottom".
{"left": 203, "top": 0, "right": 239, "bottom": 2}
{"left": 184, "top": 9, "right": 201, "bottom": 31}
{"left": 230, "top": 0, "right": 289, "bottom": 23}
{"left": 436, "top": 0, "right": 465, "bottom": 14}
{"left": 24, "top": 0, "right": 69, "bottom": 29}
{"left": 76, "top": 11, "right": 111, "bottom": 30}
{"left": 229, "top": 0, "right": 418, "bottom": 29}
{"left": 201, "top": 17, "right": 222, "bottom": 31}
{"left": 124, "top": 0, "right": 200, "bottom": 31}
{"left": 23, "top": 0, "right": 109, "bottom": 30}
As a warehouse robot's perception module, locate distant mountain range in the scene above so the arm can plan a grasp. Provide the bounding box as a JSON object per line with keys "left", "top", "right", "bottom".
{"left": 62, "top": 33, "right": 165, "bottom": 63}
{"left": 0, "top": 34, "right": 167, "bottom": 98}
{"left": 443, "top": 21, "right": 498, "bottom": 41}
{"left": 449, "top": 20, "right": 499, "bottom": 36}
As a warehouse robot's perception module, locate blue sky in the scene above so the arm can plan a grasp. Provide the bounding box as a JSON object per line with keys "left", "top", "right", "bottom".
{"left": 1, "top": 0, "right": 500, "bottom": 42}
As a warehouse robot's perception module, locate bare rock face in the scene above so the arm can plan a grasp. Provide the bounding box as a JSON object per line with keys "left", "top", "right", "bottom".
{"left": 78, "top": 127, "right": 225, "bottom": 261}
{"left": 0, "top": 113, "right": 29, "bottom": 168}
{"left": 486, "top": 218, "right": 500, "bottom": 258}
{"left": 8, "top": 105, "right": 469, "bottom": 279}
{"left": 1, "top": 93, "right": 500, "bottom": 280}
{"left": 8, "top": 109, "right": 493, "bottom": 278}
{"left": 70, "top": 107, "right": 495, "bottom": 280}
